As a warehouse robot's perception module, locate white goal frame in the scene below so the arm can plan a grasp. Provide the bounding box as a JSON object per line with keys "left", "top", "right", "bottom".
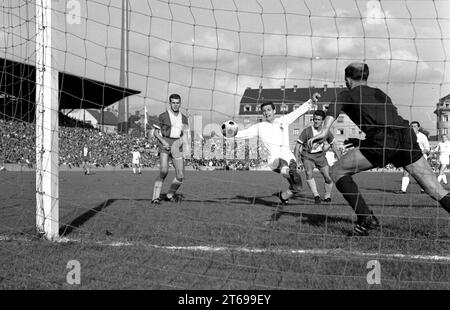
{"left": 35, "top": 0, "right": 59, "bottom": 240}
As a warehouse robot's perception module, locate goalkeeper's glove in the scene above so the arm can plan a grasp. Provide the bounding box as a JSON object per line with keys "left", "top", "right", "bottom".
{"left": 343, "top": 138, "right": 362, "bottom": 149}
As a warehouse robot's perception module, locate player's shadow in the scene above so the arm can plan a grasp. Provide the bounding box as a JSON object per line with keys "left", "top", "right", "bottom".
{"left": 266, "top": 209, "right": 352, "bottom": 226}
{"left": 234, "top": 193, "right": 319, "bottom": 207}
{"left": 234, "top": 194, "right": 352, "bottom": 226}
{"left": 59, "top": 198, "right": 118, "bottom": 236}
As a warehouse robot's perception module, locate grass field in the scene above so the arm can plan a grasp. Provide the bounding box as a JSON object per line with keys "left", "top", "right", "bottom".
{"left": 0, "top": 169, "right": 449, "bottom": 289}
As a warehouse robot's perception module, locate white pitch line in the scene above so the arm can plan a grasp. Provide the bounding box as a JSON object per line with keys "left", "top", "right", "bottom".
{"left": 1, "top": 235, "right": 449, "bottom": 262}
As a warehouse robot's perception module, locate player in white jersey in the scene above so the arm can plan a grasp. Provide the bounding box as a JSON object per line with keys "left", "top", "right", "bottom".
{"left": 81, "top": 144, "right": 91, "bottom": 175}
{"left": 131, "top": 147, "right": 142, "bottom": 174}
{"left": 436, "top": 134, "right": 450, "bottom": 184}
{"left": 397, "top": 121, "right": 430, "bottom": 194}
{"left": 232, "top": 94, "right": 318, "bottom": 205}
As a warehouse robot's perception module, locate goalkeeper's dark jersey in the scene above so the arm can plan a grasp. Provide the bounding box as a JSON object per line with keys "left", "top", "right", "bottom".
{"left": 326, "top": 85, "right": 410, "bottom": 137}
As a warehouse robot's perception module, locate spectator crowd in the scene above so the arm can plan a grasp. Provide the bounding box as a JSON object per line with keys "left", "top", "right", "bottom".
{"left": 0, "top": 119, "right": 269, "bottom": 170}
{"left": 1, "top": 119, "right": 441, "bottom": 172}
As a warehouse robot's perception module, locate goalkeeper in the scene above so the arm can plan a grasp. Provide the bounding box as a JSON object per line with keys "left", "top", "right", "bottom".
{"left": 308, "top": 63, "right": 450, "bottom": 236}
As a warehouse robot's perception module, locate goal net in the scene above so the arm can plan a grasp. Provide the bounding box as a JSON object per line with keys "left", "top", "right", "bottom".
{"left": 0, "top": 0, "right": 448, "bottom": 289}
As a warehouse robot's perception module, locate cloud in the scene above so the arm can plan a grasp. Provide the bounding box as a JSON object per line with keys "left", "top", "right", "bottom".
{"left": 364, "top": 0, "right": 390, "bottom": 26}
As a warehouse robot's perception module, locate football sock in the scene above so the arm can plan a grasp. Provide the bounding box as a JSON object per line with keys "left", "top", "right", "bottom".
{"left": 152, "top": 180, "right": 163, "bottom": 200}
{"left": 324, "top": 182, "right": 333, "bottom": 199}
{"left": 401, "top": 176, "right": 410, "bottom": 192}
{"left": 306, "top": 179, "right": 319, "bottom": 197}
{"left": 133, "top": 168, "right": 136, "bottom": 174}
{"left": 444, "top": 174, "right": 447, "bottom": 184}
{"left": 167, "top": 178, "right": 183, "bottom": 198}
{"left": 335, "top": 175, "right": 372, "bottom": 220}
{"left": 282, "top": 189, "right": 293, "bottom": 201}
{"left": 437, "top": 175, "right": 443, "bottom": 183}
{"left": 288, "top": 160, "right": 302, "bottom": 187}
{"left": 438, "top": 193, "right": 450, "bottom": 213}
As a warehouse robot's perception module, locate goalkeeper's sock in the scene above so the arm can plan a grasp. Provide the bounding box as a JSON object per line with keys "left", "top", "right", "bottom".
{"left": 439, "top": 193, "right": 450, "bottom": 213}
{"left": 335, "top": 175, "right": 372, "bottom": 220}
{"left": 324, "top": 182, "right": 333, "bottom": 199}
{"left": 152, "top": 180, "right": 163, "bottom": 200}
{"left": 401, "top": 176, "right": 410, "bottom": 192}
{"left": 166, "top": 178, "right": 183, "bottom": 198}
{"left": 306, "top": 178, "right": 319, "bottom": 197}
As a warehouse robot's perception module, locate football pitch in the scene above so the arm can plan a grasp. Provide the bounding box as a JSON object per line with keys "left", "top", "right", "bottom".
{"left": 0, "top": 170, "right": 449, "bottom": 289}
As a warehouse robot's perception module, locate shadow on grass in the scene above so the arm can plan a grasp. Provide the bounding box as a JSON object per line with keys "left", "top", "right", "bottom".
{"left": 59, "top": 195, "right": 194, "bottom": 236}
{"left": 233, "top": 194, "right": 353, "bottom": 226}
{"left": 59, "top": 199, "right": 118, "bottom": 236}
{"left": 267, "top": 209, "right": 353, "bottom": 227}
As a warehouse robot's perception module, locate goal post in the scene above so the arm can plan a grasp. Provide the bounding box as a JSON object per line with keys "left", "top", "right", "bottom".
{"left": 35, "top": 0, "right": 59, "bottom": 240}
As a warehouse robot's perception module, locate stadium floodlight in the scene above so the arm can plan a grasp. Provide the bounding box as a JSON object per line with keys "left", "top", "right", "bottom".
{"left": 35, "top": 0, "right": 59, "bottom": 240}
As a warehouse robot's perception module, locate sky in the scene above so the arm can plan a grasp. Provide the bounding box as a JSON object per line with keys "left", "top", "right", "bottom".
{"left": 1, "top": 0, "right": 450, "bottom": 133}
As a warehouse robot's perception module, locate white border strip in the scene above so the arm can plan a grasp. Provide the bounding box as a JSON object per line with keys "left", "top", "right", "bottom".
{"left": 1, "top": 235, "right": 449, "bottom": 262}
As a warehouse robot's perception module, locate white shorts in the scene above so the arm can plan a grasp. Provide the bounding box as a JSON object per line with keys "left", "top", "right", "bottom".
{"left": 439, "top": 155, "right": 449, "bottom": 166}
{"left": 132, "top": 160, "right": 140, "bottom": 165}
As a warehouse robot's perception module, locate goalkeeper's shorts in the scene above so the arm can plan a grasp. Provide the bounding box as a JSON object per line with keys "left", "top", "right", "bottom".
{"left": 356, "top": 127, "right": 423, "bottom": 168}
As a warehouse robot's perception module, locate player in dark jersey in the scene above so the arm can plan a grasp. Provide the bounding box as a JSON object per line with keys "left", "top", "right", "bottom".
{"left": 151, "top": 94, "right": 190, "bottom": 204}
{"left": 308, "top": 63, "right": 450, "bottom": 236}
{"left": 295, "top": 110, "right": 339, "bottom": 204}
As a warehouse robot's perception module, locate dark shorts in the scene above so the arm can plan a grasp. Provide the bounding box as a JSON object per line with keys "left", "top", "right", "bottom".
{"left": 359, "top": 127, "right": 423, "bottom": 168}
{"left": 301, "top": 152, "right": 328, "bottom": 169}
{"left": 158, "top": 137, "right": 184, "bottom": 158}
{"left": 82, "top": 156, "right": 89, "bottom": 163}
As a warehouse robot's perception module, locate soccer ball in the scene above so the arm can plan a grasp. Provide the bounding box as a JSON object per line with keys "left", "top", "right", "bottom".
{"left": 221, "top": 120, "right": 238, "bottom": 137}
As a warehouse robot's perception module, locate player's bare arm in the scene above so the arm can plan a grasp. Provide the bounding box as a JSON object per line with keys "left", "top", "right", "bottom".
{"left": 294, "top": 141, "right": 303, "bottom": 165}
{"left": 331, "top": 141, "right": 341, "bottom": 160}
{"left": 307, "top": 115, "right": 335, "bottom": 148}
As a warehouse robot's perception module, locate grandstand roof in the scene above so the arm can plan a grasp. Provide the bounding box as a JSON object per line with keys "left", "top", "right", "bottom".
{"left": 87, "top": 109, "right": 118, "bottom": 126}
{"left": 0, "top": 57, "right": 140, "bottom": 110}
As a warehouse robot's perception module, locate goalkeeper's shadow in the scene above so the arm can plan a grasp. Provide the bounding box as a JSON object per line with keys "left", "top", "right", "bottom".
{"left": 235, "top": 194, "right": 352, "bottom": 225}
{"left": 267, "top": 209, "right": 353, "bottom": 226}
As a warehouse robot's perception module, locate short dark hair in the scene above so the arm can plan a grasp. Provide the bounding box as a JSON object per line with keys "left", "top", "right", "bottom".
{"left": 345, "top": 63, "right": 369, "bottom": 81}
{"left": 313, "top": 110, "right": 326, "bottom": 120}
{"left": 169, "top": 93, "right": 181, "bottom": 103}
{"left": 260, "top": 101, "right": 275, "bottom": 110}
{"left": 410, "top": 121, "right": 420, "bottom": 127}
